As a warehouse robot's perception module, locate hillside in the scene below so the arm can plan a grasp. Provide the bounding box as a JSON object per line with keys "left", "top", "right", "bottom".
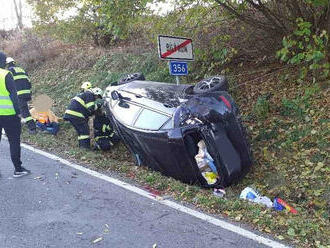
{"left": 21, "top": 46, "right": 329, "bottom": 247}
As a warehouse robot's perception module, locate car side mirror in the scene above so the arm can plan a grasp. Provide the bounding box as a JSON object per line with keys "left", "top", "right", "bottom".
{"left": 111, "top": 91, "right": 119, "bottom": 100}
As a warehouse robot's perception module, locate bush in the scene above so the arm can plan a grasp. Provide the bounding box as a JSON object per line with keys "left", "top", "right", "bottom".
{"left": 2, "top": 31, "right": 64, "bottom": 70}
{"left": 277, "top": 18, "right": 329, "bottom": 81}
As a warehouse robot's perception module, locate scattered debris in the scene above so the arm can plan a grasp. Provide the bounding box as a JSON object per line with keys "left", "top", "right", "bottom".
{"left": 240, "top": 187, "right": 298, "bottom": 213}
{"left": 213, "top": 188, "right": 226, "bottom": 198}
{"left": 152, "top": 244, "right": 157, "bottom": 248}
{"left": 195, "top": 140, "right": 218, "bottom": 185}
{"left": 273, "top": 197, "right": 298, "bottom": 214}
{"left": 76, "top": 232, "right": 83, "bottom": 235}
{"left": 92, "top": 237, "right": 103, "bottom": 244}
{"left": 104, "top": 224, "right": 110, "bottom": 233}
{"left": 240, "top": 187, "right": 273, "bottom": 208}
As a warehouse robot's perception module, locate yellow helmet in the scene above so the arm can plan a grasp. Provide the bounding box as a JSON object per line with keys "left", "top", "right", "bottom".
{"left": 81, "top": 81, "right": 92, "bottom": 91}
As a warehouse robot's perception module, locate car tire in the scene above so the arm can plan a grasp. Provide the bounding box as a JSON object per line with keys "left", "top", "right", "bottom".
{"left": 193, "top": 76, "right": 229, "bottom": 94}
{"left": 118, "top": 72, "right": 145, "bottom": 85}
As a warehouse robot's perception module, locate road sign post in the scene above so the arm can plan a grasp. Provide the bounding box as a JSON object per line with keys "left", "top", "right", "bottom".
{"left": 158, "top": 35, "right": 194, "bottom": 85}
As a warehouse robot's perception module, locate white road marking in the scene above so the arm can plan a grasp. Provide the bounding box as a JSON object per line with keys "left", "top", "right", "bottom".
{"left": 10, "top": 140, "right": 290, "bottom": 248}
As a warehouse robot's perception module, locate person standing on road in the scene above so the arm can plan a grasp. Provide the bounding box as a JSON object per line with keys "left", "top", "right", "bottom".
{"left": 6, "top": 57, "right": 37, "bottom": 134}
{"left": 64, "top": 87, "right": 103, "bottom": 149}
{"left": 0, "top": 52, "right": 31, "bottom": 177}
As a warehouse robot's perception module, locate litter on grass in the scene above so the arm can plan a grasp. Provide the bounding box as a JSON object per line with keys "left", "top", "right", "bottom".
{"left": 240, "top": 187, "right": 273, "bottom": 208}
{"left": 240, "top": 187, "right": 298, "bottom": 213}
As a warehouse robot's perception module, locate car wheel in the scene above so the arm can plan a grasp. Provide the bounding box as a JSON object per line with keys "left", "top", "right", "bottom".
{"left": 193, "top": 76, "right": 229, "bottom": 94}
{"left": 118, "top": 72, "right": 145, "bottom": 85}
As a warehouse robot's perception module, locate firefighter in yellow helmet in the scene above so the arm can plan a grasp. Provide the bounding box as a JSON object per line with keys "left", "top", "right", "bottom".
{"left": 63, "top": 87, "right": 103, "bottom": 149}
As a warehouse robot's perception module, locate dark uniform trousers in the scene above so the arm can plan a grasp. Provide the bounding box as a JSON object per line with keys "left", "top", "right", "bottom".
{"left": 0, "top": 115, "right": 22, "bottom": 170}
{"left": 18, "top": 98, "right": 35, "bottom": 131}
{"left": 67, "top": 118, "right": 90, "bottom": 148}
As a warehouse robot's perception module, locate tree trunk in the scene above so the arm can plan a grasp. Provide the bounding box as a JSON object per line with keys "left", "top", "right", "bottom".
{"left": 13, "top": 0, "right": 23, "bottom": 30}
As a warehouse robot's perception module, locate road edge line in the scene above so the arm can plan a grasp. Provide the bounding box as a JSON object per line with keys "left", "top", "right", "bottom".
{"left": 19, "top": 142, "right": 289, "bottom": 248}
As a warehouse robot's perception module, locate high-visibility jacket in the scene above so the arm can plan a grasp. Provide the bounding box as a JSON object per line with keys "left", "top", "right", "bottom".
{"left": 8, "top": 66, "right": 31, "bottom": 100}
{"left": 64, "top": 91, "right": 96, "bottom": 120}
{"left": 0, "top": 68, "right": 16, "bottom": 116}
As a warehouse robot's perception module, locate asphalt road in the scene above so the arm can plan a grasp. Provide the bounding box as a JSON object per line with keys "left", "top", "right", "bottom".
{"left": 0, "top": 140, "right": 279, "bottom": 248}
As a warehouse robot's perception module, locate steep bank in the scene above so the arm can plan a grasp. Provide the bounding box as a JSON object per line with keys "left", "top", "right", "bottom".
{"left": 22, "top": 46, "right": 329, "bottom": 247}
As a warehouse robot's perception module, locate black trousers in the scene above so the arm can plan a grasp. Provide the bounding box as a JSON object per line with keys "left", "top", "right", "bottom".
{"left": 0, "top": 115, "right": 22, "bottom": 170}
{"left": 18, "top": 98, "right": 36, "bottom": 131}
{"left": 67, "top": 117, "right": 90, "bottom": 148}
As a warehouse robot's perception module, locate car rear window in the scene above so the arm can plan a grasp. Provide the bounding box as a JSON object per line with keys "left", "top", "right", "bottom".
{"left": 134, "top": 109, "right": 169, "bottom": 130}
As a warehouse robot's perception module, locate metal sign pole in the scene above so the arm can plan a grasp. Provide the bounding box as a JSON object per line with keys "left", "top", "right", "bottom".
{"left": 176, "top": 76, "right": 180, "bottom": 85}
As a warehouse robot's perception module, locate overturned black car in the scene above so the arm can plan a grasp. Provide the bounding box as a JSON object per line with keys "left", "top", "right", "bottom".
{"left": 104, "top": 74, "right": 252, "bottom": 188}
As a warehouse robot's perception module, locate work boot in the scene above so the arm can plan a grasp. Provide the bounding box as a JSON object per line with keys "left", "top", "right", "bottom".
{"left": 13, "top": 167, "right": 31, "bottom": 178}
{"left": 79, "top": 138, "right": 91, "bottom": 150}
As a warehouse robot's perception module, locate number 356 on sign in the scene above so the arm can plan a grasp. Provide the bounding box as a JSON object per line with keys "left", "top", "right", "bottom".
{"left": 169, "top": 61, "right": 188, "bottom": 76}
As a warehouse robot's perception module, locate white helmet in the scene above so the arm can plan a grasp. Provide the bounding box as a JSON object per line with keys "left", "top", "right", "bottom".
{"left": 81, "top": 81, "right": 92, "bottom": 91}
{"left": 6, "top": 57, "right": 15, "bottom": 65}
{"left": 90, "top": 87, "right": 103, "bottom": 96}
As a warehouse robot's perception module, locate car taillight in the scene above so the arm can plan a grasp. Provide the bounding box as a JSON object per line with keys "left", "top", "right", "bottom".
{"left": 219, "top": 96, "right": 231, "bottom": 110}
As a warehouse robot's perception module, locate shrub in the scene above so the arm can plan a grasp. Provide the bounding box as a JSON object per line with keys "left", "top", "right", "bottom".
{"left": 277, "top": 18, "right": 329, "bottom": 81}
{"left": 2, "top": 31, "right": 64, "bottom": 70}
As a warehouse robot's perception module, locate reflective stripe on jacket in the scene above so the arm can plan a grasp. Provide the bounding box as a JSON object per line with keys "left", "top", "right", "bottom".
{"left": 8, "top": 66, "right": 31, "bottom": 99}
{"left": 0, "top": 69, "right": 16, "bottom": 116}
{"left": 64, "top": 91, "right": 96, "bottom": 119}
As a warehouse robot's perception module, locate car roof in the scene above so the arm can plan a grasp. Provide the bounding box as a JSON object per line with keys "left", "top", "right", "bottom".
{"left": 118, "top": 80, "right": 191, "bottom": 107}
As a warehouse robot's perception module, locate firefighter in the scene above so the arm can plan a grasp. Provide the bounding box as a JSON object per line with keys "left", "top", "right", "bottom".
{"left": 93, "top": 110, "right": 120, "bottom": 151}
{"left": 63, "top": 87, "right": 103, "bottom": 149}
{"left": 6, "top": 57, "right": 36, "bottom": 134}
{"left": 0, "top": 52, "right": 31, "bottom": 177}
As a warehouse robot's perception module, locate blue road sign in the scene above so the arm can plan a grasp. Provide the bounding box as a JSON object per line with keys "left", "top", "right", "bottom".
{"left": 169, "top": 61, "right": 188, "bottom": 76}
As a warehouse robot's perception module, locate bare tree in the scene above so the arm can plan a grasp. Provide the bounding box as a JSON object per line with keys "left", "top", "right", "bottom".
{"left": 213, "top": 0, "right": 330, "bottom": 36}
{"left": 13, "top": 0, "right": 23, "bottom": 30}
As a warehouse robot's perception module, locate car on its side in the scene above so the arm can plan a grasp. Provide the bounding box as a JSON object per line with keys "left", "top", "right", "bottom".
{"left": 103, "top": 74, "right": 252, "bottom": 188}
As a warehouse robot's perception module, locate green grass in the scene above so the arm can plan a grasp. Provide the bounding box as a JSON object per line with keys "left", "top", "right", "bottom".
{"left": 22, "top": 47, "right": 330, "bottom": 248}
